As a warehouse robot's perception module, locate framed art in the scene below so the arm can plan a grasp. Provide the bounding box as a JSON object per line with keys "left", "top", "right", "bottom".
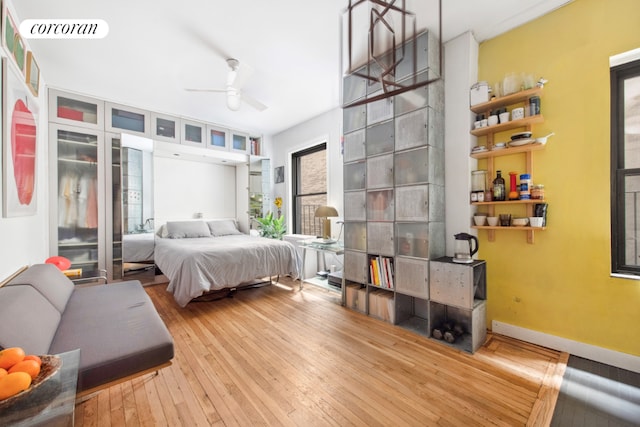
{"left": 3, "top": 8, "right": 16, "bottom": 53}
{"left": 274, "top": 166, "right": 284, "bottom": 184}
{"left": 3, "top": 59, "right": 39, "bottom": 217}
{"left": 25, "top": 51, "right": 39, "bottom": 97}
{"left": 3, "top": 8, "right": 25, "bottom": 73}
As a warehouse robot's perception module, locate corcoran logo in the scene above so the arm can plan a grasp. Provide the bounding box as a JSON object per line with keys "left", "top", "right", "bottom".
{"left": 19, "top": 19, "right": 109, "bottom": 39}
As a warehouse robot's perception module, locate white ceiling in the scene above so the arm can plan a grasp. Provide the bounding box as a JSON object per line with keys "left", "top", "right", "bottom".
{"left": 13, "top": 0, "right": 572, "bottom": 137}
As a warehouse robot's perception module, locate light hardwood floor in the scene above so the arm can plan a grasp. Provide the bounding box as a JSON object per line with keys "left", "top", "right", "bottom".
{"left": 75, "top": 278, "right": 568, "bottom": 426}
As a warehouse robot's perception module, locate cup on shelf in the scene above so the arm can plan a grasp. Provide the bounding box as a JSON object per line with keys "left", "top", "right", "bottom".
{"left": 511, "top": 107, "right": 525, "bottom": 120}
{"left": 473, "top": 215, "right": 487, "bottom": 226}
{"left": 487, "top": 216, "right": 499, "bottom": 226}
{"left": 499, "top": 214, "right": 512, "bottom": 226}
{"left": 480, "top": 118, "right": 488, "bottom": 128}
{"left": 499, "top": 112, "right": 510, "bottom": 124}
{"left": 529, "top": 217, "right": 544, "bottom": 228}
{"left": 488, "top": 115, "right": 498, "bottom": 126}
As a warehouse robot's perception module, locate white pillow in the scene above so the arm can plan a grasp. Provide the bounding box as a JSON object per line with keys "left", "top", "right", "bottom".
{"left": 165, "top": 221, "right": 211, "bottom": 238}
{"left": 207, "top": 220, "right": 242, "bottom": 236}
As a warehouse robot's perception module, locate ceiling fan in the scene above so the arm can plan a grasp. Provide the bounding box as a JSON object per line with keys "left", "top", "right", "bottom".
{"left": 186, "top": 58, "right": 268, "bottom": 112}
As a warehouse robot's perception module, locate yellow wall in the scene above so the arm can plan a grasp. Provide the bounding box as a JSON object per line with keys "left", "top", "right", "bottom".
{"left": 477, "top": 0, "right": 640, "bottom": 356}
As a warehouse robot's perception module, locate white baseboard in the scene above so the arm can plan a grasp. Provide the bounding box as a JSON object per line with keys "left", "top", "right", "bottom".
{"left": 492, "top": 320, "right": 640, "bottom": 374}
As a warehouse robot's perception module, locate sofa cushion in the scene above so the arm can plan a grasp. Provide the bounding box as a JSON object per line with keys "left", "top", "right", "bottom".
{"left": 7, "top": 263, "right": 74, "bottom": 314}
{"left": 49, "top": 281, "right": 174, "bottom": 392}
{"left": 0, "top": 285, "right": 62, "bottom": 354}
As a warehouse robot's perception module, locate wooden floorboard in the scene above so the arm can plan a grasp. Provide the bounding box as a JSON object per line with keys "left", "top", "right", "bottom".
{"left": 76, "top": 278, "right": 567, "bottom": 426}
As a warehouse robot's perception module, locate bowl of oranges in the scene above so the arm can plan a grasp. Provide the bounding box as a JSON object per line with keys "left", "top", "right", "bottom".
{"left": 0, "top": 347, "right": 62, "bottom": 408}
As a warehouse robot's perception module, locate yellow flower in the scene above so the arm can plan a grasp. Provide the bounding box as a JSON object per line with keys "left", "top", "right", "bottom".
{"left": 274, "top": 197, "right": 283, "bottom": 209}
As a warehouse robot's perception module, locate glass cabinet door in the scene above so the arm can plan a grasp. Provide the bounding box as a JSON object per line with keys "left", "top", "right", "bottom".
{"left": 367, "top": 96, "right": 393, "bottom": 125}
{"left": 395, "top": 185, "right": 428, "bottom": 221}
{"left": 367, "top": 222, "right": 394, "bottom": 256}
{"left": 51, "top": 125, "right": 104, "bottom": 278}
{"left": 394, "top": 147, "right": 429, "bottom": 186}
{"left": 343, "top": 65, "right": 367, "bottom": 105}
{"left": 366, "top": 120, "right": 394, "bottom": 157}
{"left": 343, "top": 129, "right": 365, "bottom": 163}
{"left": 344, "top": 191, "right": 366, "bottom": 221}
{"left": 344, "top": 161, "right": 366, "bottom": 191}
{"left": 231, "top": 132, "right": 249, "bottom": 153}
{"left": 344, "top": 222, "right": 367, "bottom": 252}
{"left": 395, "top": 108, "right": 428, "bottom": 152}
{"left": 49, "top": 89, "right": 104, "bottom": 130}
{"left": 367, "top": 189, "right": 394, "bottom": 221}
{"left": 105, "top": 133, "right": 123, "bottom": 280}
{"left": 343, "top": 104, "right": 366, "bottom": 134}
{"left": 105, "top": 102, "right": 150, "bottom": 137}
{"left": 396, "top": 222, "right": 429, "bottom": 258}
{"left": 366, "top": 154, "right": 393, "bottom": 189}
{"left": 151, "top": 113, "right": 180, "bottom": 144}
{"left": 344, "top": 249, "right": 369, "bottom": 284}
{"left": 181, "top": 119, "right": 206, "bottom": 148}
{"left": 206, "top": 125, "right": 229, "bottom": 151}
{"left": 395, "top": 72, "right": 431, "bottom": 116}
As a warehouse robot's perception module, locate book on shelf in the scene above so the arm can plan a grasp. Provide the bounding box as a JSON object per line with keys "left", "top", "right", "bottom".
{"left": 369, "top": 256, "right": 394, "bottom": 289}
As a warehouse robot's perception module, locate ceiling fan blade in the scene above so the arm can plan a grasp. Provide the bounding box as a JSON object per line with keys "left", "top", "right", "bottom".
{"left": 231, "top": 62, "right": 254, "bottom": 89}
{"left": 185, "top": 88, "right": 227, "bottom": 93}
{"left": 242, "top": 93, "right": 268, "bottom": 112}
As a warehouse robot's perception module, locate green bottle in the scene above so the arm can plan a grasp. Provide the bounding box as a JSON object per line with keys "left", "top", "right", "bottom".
{"left": 493, "top": 170, "right": 505, "bottom": 201}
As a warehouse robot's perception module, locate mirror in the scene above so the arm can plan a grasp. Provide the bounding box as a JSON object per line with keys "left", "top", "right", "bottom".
{"left": 121, "top": 133, "right": 155, "bottom": 282}
{"left": 249, "top": 157, "right": 270, "bottom": 231}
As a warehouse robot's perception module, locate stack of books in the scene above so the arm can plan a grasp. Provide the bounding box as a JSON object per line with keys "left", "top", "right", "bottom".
{"left": 369, "top": 256, "right": 394, "bottom": 289}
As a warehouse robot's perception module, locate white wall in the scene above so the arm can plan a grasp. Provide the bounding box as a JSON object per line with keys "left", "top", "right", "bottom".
{"left": 0, "top": 1, "right": 49, "bottom": 280}
{"left": 443, "top": 31, "right": 479, "bottom": 255}
{"left": 153, "top": 156, "right": 237, "bottom": 227}
{"left": 268, "top": 108, "right": 344, "bottom": 239}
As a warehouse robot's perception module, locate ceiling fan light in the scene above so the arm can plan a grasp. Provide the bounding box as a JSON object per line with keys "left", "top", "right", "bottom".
{"left": 227, "top": 90, "right": 241, "bottom": 111}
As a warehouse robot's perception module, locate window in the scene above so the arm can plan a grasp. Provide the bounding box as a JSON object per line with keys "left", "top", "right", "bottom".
{"left": 611, "top": 58, "right": 640, "bottom": 275}
{"left": 292, "top": 144, "right": 327, "bottom": 235}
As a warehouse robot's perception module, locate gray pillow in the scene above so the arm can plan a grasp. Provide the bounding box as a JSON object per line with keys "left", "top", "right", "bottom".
{"left": 207, "top": 220, "right": 242, "bottom": 236}
{"left": 165, "top": 221, "right": 211, "bottom": 238}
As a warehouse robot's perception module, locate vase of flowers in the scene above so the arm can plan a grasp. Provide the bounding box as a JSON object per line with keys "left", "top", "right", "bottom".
{"left": 274, "top": 197, "right": 283, "bottom": 218}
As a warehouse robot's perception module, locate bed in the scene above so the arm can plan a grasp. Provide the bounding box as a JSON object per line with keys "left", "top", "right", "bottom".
{"left": 123, "top": 232, "right": 155, "bottom": 263}
{"left": 154, "top": 220, "right": 301, "bottom": 307}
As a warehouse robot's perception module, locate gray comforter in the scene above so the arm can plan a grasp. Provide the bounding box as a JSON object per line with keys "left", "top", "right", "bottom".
{"left": 155, "top": 234, "right": 301, "bottom": 307}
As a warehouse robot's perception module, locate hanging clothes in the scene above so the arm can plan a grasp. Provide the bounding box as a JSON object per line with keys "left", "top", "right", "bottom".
{"left": 85, "top": 176, "right": 98, "bottom": 229}
{"left": 77, "top": 173, "right": 89, "bottom": 228}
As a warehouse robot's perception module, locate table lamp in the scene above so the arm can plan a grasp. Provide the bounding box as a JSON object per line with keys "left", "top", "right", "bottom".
{"left": 315, "top": 206, "right": 338, "bottom": 240}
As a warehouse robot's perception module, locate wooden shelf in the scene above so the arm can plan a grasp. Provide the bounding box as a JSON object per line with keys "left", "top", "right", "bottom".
{"left": 470, "top": 87, "right": 543, "bottom": 114}
{"left": 469, "top": 86, "right": 548, "bottom": 244}
{"left": 470, "top": 142, "right": 546, "bottom": 159}
{"left": 472, "top": 226, "right": 546, "bottom": 231}
{"left": 471, "top": 115, "right": 544, "bottom": 137}
{"left": 472, "top": 199, "right": 543, "bottom": 206}
{"left": 472, "top": 225, "right": 546, "bottom": 244}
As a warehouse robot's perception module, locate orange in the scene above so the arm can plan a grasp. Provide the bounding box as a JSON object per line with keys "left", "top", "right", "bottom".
{"left": 8, "top": 360, "right": 41, "bottom": 379}
{"left": 23, "top": 355, "right": 42, "bottom": 367}
{"left": 0, "top": 372, "right": 32, "bottom": 400}
{"left": 0, "top": 368, "right": 7, "bottom": 379}
{"left": 0, "top": 347, "right": 25, "bottom": 370}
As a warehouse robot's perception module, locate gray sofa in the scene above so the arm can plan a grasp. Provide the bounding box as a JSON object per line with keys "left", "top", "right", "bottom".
{"left": 0, "top": 264, "right": 174, "bottom": 394}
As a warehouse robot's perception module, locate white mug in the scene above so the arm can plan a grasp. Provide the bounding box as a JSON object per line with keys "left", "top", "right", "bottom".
{"left": 499, "top": 112, "right": 510, "bottom": 123}
{"left": 488, "top": 115, "right": 498, "bottom": 126}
